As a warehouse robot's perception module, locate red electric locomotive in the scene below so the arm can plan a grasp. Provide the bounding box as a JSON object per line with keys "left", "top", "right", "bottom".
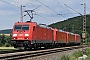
{"left": 11, "top": 21, "right": 56, "bottom": 49}
{"left": 11, "top": 21, "right": 81, "bottom": 49}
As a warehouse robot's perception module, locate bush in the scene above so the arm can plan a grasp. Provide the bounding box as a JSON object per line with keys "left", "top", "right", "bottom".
{"left": 0, "top": 34, "right": 11, "bottom": 47}
{"left": 86, "top": 48, "right": 90, "bottom": 55}
{"left": 5, "top": 43, "right": 10, "bottom": 47}
{"left": 60, "top": 51, "right": 83, "bottom": 60}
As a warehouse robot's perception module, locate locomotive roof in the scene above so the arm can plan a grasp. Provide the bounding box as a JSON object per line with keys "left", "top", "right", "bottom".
{"left": 14, "top": 21, "right": 37, "bottom": 25}
{"left": 14, "top": 22, "right": 80, "bottom": 36}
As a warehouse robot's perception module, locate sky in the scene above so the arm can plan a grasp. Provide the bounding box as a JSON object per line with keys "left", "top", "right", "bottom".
{"left": 0, "top": 0, "right": 90, "bottom": 30}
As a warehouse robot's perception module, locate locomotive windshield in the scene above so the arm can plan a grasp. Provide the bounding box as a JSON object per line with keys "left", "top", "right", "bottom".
{"left": 14, "top": 25, "right": 29, "bottom": 30}
{"left": 14, "top": 25, "right": 22, "bottom": 30}
{"left": 22, "top": 25, "right": 29, "bottom": 30}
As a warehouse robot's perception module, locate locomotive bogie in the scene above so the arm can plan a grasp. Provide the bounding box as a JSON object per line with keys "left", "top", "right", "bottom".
{"left": 11, "top": 40, "right": 31, "bottom": 49}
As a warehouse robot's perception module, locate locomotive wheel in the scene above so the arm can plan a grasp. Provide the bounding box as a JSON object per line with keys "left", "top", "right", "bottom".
{"left": 44, "top": 44, "right": 50, "bottom": 49}
{"left": 18, "top": 47, "right": 25, "bottom": 50}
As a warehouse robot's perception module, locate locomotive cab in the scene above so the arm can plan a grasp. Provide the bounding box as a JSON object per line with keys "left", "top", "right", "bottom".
{"left": 11, "top": 21, "right": 36, "bottom": 49}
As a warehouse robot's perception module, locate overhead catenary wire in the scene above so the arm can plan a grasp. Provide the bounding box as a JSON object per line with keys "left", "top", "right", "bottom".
{"left": 64, "top": 4, "right": 83, "bottom": 16}
{"left": 0, "top": 0, "right": 65, "bottom": 23}
{"left": 21, "top": 0, "right": 42, "bottom": 10}
{"left": 57, "top": 13, "right": 78, "bottom": 15}
{"left": 35, "top": 0, "right": 65, "bottom": 18}
{"left": 35, "top": 13, "right": 56, "bottom": 22}
{"left": 0, "top": 0, "right": 40, "bottom": 13}
{"left": 0, "top": 0, "right": 20, "bottom": 8}
{"left": 35, "top": 0, "right": 58, "bottom": 13}
{"left": 21, "top": 0, "right": 58, "bottom": 21}
{"left": 53, "top": 0, "right": 75, "bottom": 17}
{"left": 21, "top": 0, "right": 47, "bottom": 14}
{"left": 53, "top": 0, "right": 67, "bottom": 11}
{"left": 33, "top": 5, "right": 41, "bottom": 10}
{"left": 21, "top": 0, "right": 48, "bottom": 13}
{"left": 21, "top": 0, "right": 56, "bottom": 22}
{"left": 0, "top": 0, "right": 56, "bottom": 22}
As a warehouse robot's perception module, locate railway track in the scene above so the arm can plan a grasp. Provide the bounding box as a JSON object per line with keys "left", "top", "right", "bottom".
{"left": 0, "top": 47, "right": 47, "bottom": 54}
{"left": 0, "top": 45, "right": 89, "bottom": 60}
{"left": 0, "top": 50, "right": 24, "bottom": 54}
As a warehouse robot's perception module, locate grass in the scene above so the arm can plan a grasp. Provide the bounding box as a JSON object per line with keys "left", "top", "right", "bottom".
{"left": 0, "top": 47, "right": 18, "bottom": 51}
{"left": 59, "top": 51, "right": 83, "bottom": 60}
{"left": 60, "top": 55, "right": 70, "bottom": 60}
{"left": 0, "top": 47, "right": 15, "bottom": 49}
{"left": 85, "top": 48, "right": 90, "bottom": 60}
{"left": 59, "top": 48, "right": 90, "bottom": 60}
{"left": 86, "top": 48, "right": 90, "bottom": 55}
{"left": 85, "top": 54, "right": 90, "bottom": 60}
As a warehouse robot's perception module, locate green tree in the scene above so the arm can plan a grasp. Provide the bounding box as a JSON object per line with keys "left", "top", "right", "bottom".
{"left": 0, "top": 34, "right": 6, "bottom": 46}
{"left": 0, "top": 34, "right": 11, "bottom": 47}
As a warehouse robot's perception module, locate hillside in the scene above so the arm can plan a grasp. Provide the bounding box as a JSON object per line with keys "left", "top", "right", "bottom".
{"left": 49, "top": 14, "right": 90, "bottom": 40}
{"left": 0, "top": 29, "right": 12, "bottom": 34}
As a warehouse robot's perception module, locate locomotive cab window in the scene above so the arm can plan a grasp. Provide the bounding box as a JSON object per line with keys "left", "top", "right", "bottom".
{"left": 14, "top": 25, "right": 29, "bottom": 30}
{"left": 14, "top": 25, "right": 22, "bottom": 30}
{"left": 22, "top": 25, "right": 29, "bottom": 30}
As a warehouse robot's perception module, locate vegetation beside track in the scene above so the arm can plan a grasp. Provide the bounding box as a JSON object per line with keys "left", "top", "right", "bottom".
{"left": 0, "top": 34, "right": 11, "bottom": 47}
{"left": 0, "top": 47, "right": 18, "bottom": 51}
{"left": 59, "top": 51, "right": 83, "bottom": 60}
{"left": 59, "top": 48, "right": 90, "bottom": 60}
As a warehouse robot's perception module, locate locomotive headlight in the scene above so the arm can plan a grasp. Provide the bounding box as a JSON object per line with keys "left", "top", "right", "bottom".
{"left": 14, "top": 38, "right": 16, "bottom": 39}
{"left": 26, "top": 38, "right": 28, "bottom": 39}
{"left": 13, "top": 34, "right": 17, "bottom": 37}
{"left": 25, "top": 34, "right": 29, "bottom": 36}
